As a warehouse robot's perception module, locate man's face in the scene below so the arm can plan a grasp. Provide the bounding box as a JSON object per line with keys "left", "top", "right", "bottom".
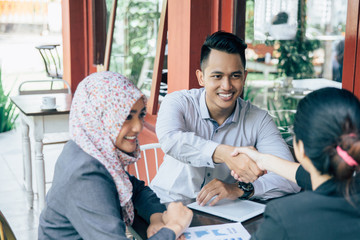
{"left": 196, "top": 49, "right": 247, "bottom": 116}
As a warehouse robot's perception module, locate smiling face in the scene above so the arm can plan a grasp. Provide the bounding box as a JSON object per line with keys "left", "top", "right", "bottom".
{"left": 115, "top": 98, "right": 146, "bottom": 154}
{"left": 196, "top": 49, "right": 247, "bottom": 123}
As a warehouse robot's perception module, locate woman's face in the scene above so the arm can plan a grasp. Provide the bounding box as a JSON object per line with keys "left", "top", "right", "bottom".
{"left": 115, "top": 98, "right": 146, "bottom": 154}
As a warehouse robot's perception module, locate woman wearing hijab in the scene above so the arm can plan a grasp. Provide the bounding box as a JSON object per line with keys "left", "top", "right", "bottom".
{"left": 231, "top": 87, "right": 360, "bottom": 239}
{"left": 38, "top": 72, "right": 192, "bottom": 239}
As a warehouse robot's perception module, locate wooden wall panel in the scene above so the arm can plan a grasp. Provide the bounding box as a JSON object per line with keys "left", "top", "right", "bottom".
{"left": 342, "top": 0, "right": 359, "bottom": 96}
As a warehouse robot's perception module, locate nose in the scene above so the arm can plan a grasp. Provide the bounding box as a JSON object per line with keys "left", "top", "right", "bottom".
{"left": 221, "top": 76, "right": 232, "bottom": 91}
{"left": 132, "top": 117, "right": 144, "bottom": 133}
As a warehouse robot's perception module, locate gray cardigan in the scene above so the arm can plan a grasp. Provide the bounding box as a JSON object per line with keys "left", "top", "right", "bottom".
{"left": 38, "top": 140, "right": 174, "bottom": 240}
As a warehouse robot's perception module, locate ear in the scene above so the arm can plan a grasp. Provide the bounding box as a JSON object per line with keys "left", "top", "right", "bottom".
{"left": 244, "top": 70, "right": 248, "bottom": 84}
{"left": 196, "top": 69, "right": 205, "bottom": 87}
{"left": 293, "top": 138, "right": 305, "bottom": 161}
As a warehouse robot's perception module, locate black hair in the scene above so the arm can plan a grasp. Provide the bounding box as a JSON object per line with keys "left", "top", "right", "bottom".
{"left": 200, "top": 31, "right": 247, "bottom": 71}
{"left": 272, "top": 12, "right": 289, "bottom": 25}
{"left": 293, "top": 88, "right": 360, "bottom": 185}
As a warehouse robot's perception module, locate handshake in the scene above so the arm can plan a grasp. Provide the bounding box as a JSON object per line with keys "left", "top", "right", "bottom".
{"left": 213, "top": 144, "right": 268, "bottom": 183}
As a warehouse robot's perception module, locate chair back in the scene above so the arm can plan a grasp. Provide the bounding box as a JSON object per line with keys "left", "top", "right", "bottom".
{"left": 130, "top": 143, "right": 164, "bottom": 185}
{"left": 0, "top": 211, "right": 16, "bottom": 240}
{"left": 35, "top": 44, "right": 63, "bottom": 79}
{"left": 18, "top": 79, "right": 71, "bottom": 95}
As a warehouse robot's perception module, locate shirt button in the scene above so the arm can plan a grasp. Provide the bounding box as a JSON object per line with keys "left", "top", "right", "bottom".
{"left": 207, "top": 162, "right": 210, "bottom": 165}
{"left": 187, "top": 161, "right": 191, "bottom": 164}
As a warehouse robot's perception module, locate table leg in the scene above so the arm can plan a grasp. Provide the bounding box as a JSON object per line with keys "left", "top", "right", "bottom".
{"left": 34, "top": 139, "right": 46, "bottom": 210}
{"left": 21, "top": 117, "right": 33, "bottom": 209}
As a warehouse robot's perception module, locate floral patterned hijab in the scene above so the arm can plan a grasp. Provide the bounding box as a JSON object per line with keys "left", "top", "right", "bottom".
{"left": 69, "top": 71, "right": 145, "bottom": 226}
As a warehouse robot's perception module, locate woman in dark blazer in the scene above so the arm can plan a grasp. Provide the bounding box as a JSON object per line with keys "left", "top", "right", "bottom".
{"left": 232, "top": 87, "right": 360, "bottom": 240}
{"left": 38, "top": 72, "right": 192, "bottom": 239}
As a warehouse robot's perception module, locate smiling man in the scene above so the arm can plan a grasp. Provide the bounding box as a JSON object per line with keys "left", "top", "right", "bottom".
{"left": 150, "top": 31, "right": 300, "bottom": 205}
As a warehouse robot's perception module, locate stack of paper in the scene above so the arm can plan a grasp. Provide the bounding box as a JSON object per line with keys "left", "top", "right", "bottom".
{"left": 187, "top": 199, "right": 265, "bottom": 223}
{"left": 183, "top": 222, "right": 251, "bottom": 240}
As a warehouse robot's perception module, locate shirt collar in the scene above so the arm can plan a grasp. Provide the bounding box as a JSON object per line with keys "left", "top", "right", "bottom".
{"left": 200, "top": 89, "right": 211, "bottom": 119}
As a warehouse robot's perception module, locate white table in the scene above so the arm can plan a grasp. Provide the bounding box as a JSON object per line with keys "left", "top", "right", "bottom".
{"left": 10, "top": 93, "right": 72, "bottom": 210}
{"left": 292, "top": 78, "right": 342, "bottom": 91}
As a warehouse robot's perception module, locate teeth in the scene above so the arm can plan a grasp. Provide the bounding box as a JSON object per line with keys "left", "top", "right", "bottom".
{"left": 124, "top": 136, "right": 136, "bottom": 140}
{"left": 218, "top": 93, "right": 232, "bottom": 98}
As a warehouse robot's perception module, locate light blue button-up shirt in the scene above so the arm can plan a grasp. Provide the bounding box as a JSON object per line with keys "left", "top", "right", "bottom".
{"left": 150, "top": 88, "right": 300, "bottom": 202}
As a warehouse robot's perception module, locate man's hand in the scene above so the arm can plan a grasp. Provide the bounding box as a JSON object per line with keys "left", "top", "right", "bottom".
{"left": 213, "top": 144, "right": 265, "bottom": 182}
{"left": 147, "top": 213, "right": 165, "bottom": 238}
{"left": 196, "top": 179, "right": 243, "bottom": 206}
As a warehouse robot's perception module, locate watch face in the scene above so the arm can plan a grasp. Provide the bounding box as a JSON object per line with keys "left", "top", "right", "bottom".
{"left": 238, "top": 182, "right": 254, "bottom": 192}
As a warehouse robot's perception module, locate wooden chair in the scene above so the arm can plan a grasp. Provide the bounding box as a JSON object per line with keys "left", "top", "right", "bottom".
{"left": 0, "top": 211, "right": 16, "bottom": 240}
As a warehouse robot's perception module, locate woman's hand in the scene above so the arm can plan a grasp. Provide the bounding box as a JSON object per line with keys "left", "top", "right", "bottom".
{"left": 231, "top": 146, "right": 300, "bottom": 184}
{"left": 231, "top": 146, "right": 266, "bottom": 170}
{"left": 162, "top": 202, "right": 193, "bottom": 239}
{"left": 147, "top": 213, "right": 165, "bottom": 238}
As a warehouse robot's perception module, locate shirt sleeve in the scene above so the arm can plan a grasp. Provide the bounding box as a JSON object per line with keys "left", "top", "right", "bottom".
{"left": 156, "top": 92, "right": 219, "bottom": 168}
{"left": 295, "top": 165, "right": 312, "bottom": 190}
{"left": 251, "top": 112, "right": 301, "bottom": 199}
{"left": 129, "top": 173, "right": 167, "bottom": 222}
{"left": 149, "top": 228, "right": 176, "bottom": 240}
{"left": 250, "top": 203, "right": 288, "bottom": 240}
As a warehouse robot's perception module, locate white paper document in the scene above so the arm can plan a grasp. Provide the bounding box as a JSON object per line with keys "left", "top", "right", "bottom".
{"left": 187, "top": 199, "right": 265, "bottom": 223}
{"left": 183, "top": 222, "right": 251, "bottom": 240}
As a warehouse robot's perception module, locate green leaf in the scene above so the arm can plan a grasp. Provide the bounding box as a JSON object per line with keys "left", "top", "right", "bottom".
{"left": 0, "top": 67, "right": 18, "bottom": 133}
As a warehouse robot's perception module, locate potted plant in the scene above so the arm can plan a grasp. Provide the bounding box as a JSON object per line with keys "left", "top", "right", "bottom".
{"left": 274, "top": 0, "right": 320, "bottom": 80}
{"left": 0, "top": 67, "right": 18, "bottom": 133}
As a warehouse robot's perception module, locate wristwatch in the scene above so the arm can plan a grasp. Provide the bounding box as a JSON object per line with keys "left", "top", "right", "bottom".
{"left": 237, "top": 181, "right": 254, "bottom": 200}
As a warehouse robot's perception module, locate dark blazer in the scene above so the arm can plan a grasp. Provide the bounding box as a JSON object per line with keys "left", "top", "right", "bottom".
{"left": 38, "top": 140, "right": 174, "bottom": 240}
{"left": 251, "top": 167, "right": 360, "bottom": 240}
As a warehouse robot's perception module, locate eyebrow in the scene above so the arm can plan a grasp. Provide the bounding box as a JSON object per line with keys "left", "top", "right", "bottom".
{"left": 210, "top": 70, "right": 243, "bottom": 75}
{"left": 210, "top": 71, "right": 223, "bottom": 75}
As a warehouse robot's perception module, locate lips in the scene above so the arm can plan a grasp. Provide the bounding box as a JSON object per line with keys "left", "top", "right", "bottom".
{"left": 124, "top": 135, "right": 137, "bottom": 142}
{"left": 218, "top": 92, "right": 234, "bottom": 101}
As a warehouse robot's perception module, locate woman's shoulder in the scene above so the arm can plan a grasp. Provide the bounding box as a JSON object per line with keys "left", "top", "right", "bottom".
{"left": 264, "top": 191, "right": 327, "bottom": 221}
{"left": 55, "top": 141, "right": 111, "bottom": 181}
{"left": 266, "top": 192, "right": 309, "bottom": 211}
{"left": 266, "top": 189, "right": 360, "bottom": 220}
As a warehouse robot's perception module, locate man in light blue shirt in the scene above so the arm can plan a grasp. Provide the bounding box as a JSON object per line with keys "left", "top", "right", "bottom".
{"left": 150, "top": 31, "right": 300, "bottom": 205}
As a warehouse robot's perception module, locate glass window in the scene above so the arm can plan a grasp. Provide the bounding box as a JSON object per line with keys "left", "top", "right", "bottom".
{"left": 106, "top": 0, "right": 163, "bottom": 98}
{"left": 245, "top": 0, "right": 347, "bottom": 145}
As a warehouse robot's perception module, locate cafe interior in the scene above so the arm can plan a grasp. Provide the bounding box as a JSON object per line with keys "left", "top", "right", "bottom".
{"left": 1, "top": 0, "right": 360, "bottom": 239}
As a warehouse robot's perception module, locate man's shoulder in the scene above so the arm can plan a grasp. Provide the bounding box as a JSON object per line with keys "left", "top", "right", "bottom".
{"left": 239, "top": 98, "right": 268, "bottom": 117}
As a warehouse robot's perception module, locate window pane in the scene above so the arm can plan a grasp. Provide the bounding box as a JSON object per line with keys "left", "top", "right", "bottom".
{"left": 245, "top": 0, "right": 347, "bottom": 145}
{"left": 106, "top": 0, "right": 163, "bottom": 98}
